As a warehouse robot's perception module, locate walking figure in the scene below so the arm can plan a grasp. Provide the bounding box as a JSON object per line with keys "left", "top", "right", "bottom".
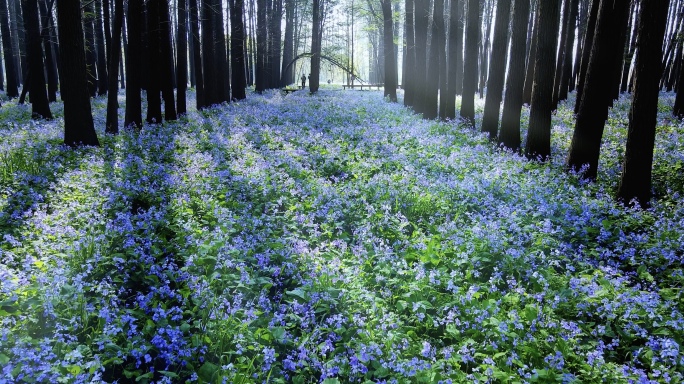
{"left": 301, "top": 74, "right": 306, "bottom": 89}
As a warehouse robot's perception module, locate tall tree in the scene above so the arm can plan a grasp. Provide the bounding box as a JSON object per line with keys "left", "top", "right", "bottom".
{"left": 0, "top": 0, "right": 18, "bottom": 97}
{"left": 229, "top": 0, "right": 247, "bottom": 99}
{"left": 499, "top": 0, "right": 530, "bottom": 151}
{"left": 57, "top": 0, "right": 99, "bottom": 146}
{"left": 524, "top": 0, "right": 561, "bottom": 161}
{"left": 672, "top": 51, "right": 684, "bottom": 117}
{"left": 189, "top": 0, "right": 204, "bottom": 108}
{"left": 574, "top": 0, "right": 599, "bottom": 114}
{"left": 443, "top": 0, "right": 463, "bottom": 119}
{"left": 255, "top": 0, "right": 267, "bottom": 92}
{"left": 83, "top": 0, "right": 98, "bottom": 97}
{"left": 125, "top": 0, "right": 142, "bottom": 128}
{"left": 481, "top": 0, "right": 511, "bottom": 139}
{"left": 176, "top": 0, "right": 187, "bottom": 115}
{"left": 268, "top": 0, "right": 283, "bottom": 89}
{"left": 412, "top": 0, "right": 429, "bottom": 111}
{"left": 158, "top": 1, "right": 177, "bottom": 120}
{"left": 94, "top": 0, "right": 108, "bottom": 95}
{"left": 617, "top": 0, "right": 670, "bottom": 207}
{"left": 566, "top": 0, "right": 630, "bottom": 179}
{"left": 403, "top": 0, "right": 415, "bottom": 107}
{"left": 460, "top": 0, "right": 480, "bottom": 124}
{"left": 38, "top": 0, "right": 58, "bottom": 102}
{"left": 21, "top": 0, "right": 51, "bottom": 119}
{"left": 557, "top": 0, "right": 579, "bottom": 103}
{"left": 424, "top": 0, "right": 444, "bottom": 117}
{"left": 106, "top": 0, "right": 123, "bottom": 133}
{"left": 310, "top": 0, "right": 324, "bottom": 93}
{"left": 381, "top": 0, "right": 397, "bottom": 102}
{"left": 552, "top": 0, "right": 572, "bottom": 107}
{"left": 522, "top": 3, "right": 538, "bottom": 105}
{"left": 213, "top": 0, "right": 229, "bottom": 102}
{"left": 281, "top": 0, "right": 295, "bottom": 86}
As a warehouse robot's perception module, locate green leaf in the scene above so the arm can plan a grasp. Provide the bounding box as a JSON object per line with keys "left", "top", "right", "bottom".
{"left": 322, "top": 379, "right": 340, "bottom": 384}
{"left": 135, "top": 371, "right": 154, "bottom": 382}
{"left": 198, "top": 362, "right": 220, "bottom": 383}
{"left": 159, "top": 371, "right": 180, "bottom": 379}
{"left": 0, "top": 354, "right": 9, "bottom": 365}
{"left": 524, "top": 305, "right": 538, "bottom": 322}
{"left": 66, "top": 365, "right": 82, "bottom": 375}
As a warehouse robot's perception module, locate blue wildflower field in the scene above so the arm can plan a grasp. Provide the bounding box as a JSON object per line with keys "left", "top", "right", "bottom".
{"left": 0, "top": 90, "right": 683, "bottom": 383}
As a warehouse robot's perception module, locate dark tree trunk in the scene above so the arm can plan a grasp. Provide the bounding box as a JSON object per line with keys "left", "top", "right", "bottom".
{"left": 38, "top": 0, "right": 58, "bottom": 102}
{"left": 522, "top": 2, "right": 538, "bottom": 105}
{"left": 403, "top": 0, "right": 415, "bottom": 106}
{"left": 424, "top": 0, "right": 444, "bottom": 117}
{"left": 210, "top": 0, "right": 227, "bottom": 102}
{"left": 310, "top": 0, "right": 323, "bottom": 93}
{"left": 673, "top": 51, "right": 684, "bottom": 117}
{"left": 444, "top": 0, "right": 463, "bottom": 118}
{"left": 478, "top": 0, "right": 493, "bottom": 99}
{"left": 146, "top": 0, "right": 162, "bottom": 123}
{"left": 188, "top": 6, "right": 195, "bottom": 88}
{"left": 552, "top": 0, "right": 571, "bottom": 107}
{"left": 382, "top": 0, "right": 397, "bottom": 102}
{"left": 159, "top": 1, "right": 177, "bottom": 120}
{"left": 571, "top": 0, "right": 588, "bottom": 92}
{"left": 460, "top": 0, "right": 479, "bottom": 124}
{"left": 83, "top": 1, "right": 98, "bottom": 97}
{"left": 9, "top": 0, "right": 21, "bottom": 83}
{"left": 574, "top": 0, "right": 599, "bottom": 114}
{"left": 269, "top": 0, "right": 282, "bottom": 89}
{"left": 617, "top": 0, "right": 670, "bottom": 207}
{"left": 566, "top": 0, "right": 630, "bottom": 180}
{"left": 436, "top": 0, "right": 448, "bottom": 119}
{"left": 481, "top": 0, "right": 511, "bottom": 139}
{"left": 22, "top": 0, "right": 51, "bottom": 119}
{"left": 557, "top": 0, "right": 579, "bottom": 103}
{"left": 412, "top": 0, "right": 429, "bottom": 112}
{"left": 621, "top": 0, "right": 638, "bottom": 93}
{"left": 106, "top": 0, "right": 123, "bottom": 134}
{"left": 94, "top": 0, "right": 108, "bottom": 95}
{"left": 255, "top": 0, "right": 267, "bottom": 92}
{"left": 125, "top": 0, "right": 142, "bottom": 128}
{"left": 281, "top": 0, "right": 294, "bottom": 86}
{"left": 608, "top": 0, "right": 631, "bottom": 105}
{"left": 189, "top": 0, "right": 204, "bottom": 108}
{"left": 0, "top": 42, "right": 3, "bottom": 91}
{"left": 12, "top": 0, "right": 26, "bottom": 83}
{"left": 57, "top": 0, "right": 99, "bottom": 146}
{"left": 524, "top": 0, "right": 560, "bottom": 161}
{"left": 229, "top": 0, "right": 246, "bottom": 99}
{"left": 0, "top": 0, "right": 18, "bottom": 97}
{"left": 176, "top": 0, "right": 187, "bottom": 115}
{"left": 499, "top": 0, "right": 530, "bottom": 151}
{"left": 201, "top": 0, "right": 216, "bottom": 104}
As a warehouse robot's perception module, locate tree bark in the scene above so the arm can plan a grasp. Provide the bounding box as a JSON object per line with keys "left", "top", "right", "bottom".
{"left": 83, "top": 0, "right": 98, "bottom": 97}
{"left": 125, "top": 0, "right": 142, "bottom": 128}
{"left": 444, "top": 0, "right": 463, "bottom": 118}
{"left": 106, "top": 0, "right": 123, "bottom": 133}
{"left": 22, "top": 0, "right": 51, "bottom": 119}
{"left": 38, "top": 0, "right": 58, "bottom": 102}
{"left": 481, "top": 0, "right": 511, "bottom": 139}
{"left": 281, "top": 0, "right": 294, "bottom": 86}
{"left": 524, "top": 0, "right": 561, "bottom": 161}
{"left": 310, "top": 0, "right": 323, "bottom": 93}
{"left": 574, "top": 0, "right": 599, "bottom": 114}
{"left": 94, "top": 0, "right": 108, "bottom": 95}
{"left": 57, "top": 0, "right": 99, "bottom": 146}
{"left": 566, "top": 0, "right": 630, "bottom": 179}
{"left": 617, "top": 0, "right": 670, "bottom": 207}
{"left": 424, "top": 0, "right": 444, "bottom": 117}
{"left": 552, "top": 0, "right": 571, "bottom": 107}
{"left": 521, "top": 2, "right": 538, "bottom": 105}
{"left": 557, "top": 0, "right": 579, "bottom": 103}
{"left": 499, "top": 0, "right": 530, "bottom": 151}
{"left": 229, "top": 0, "right": 247, "bottom": 99}
{"left": 189, "top": 0, "right": 204, "bottom": 108}
{"left": 255, "top": 0, "right": 267, "bottom": 92}
{"left": 158, "top": 1, "right": 177, "bottom": 120}
{"left": 382, "top": 0, "right": 397, "bottom": 102}
{"left": 460, "top": 0, "right": 479, "bottom": 124}
{"left": 176, "top": 0, "right": 187, "bottom": 115}
{"left": 146, "top": 0, "right": 162, "bottom": 123}
{"left": 404, "top": 0, "right": 415, "bottom": 106}
{"left": 0, "top": 0, "right": 18, "bottom": 97}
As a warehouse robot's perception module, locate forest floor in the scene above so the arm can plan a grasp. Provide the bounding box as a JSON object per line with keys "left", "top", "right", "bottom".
{"left": 0, "top": 89, "right": 683, "bottom": 383}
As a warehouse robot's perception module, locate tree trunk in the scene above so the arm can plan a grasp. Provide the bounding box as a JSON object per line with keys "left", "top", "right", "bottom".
{"left": 176, "top": 0, "right": 187, "bottom": 115}
{"left": 557, "top": 0, "right": 579, "bottom": 103}
{"left": 574, "top": 0, "right": 599, "bottom": 114}
{"left": 460, "top": 0, "right": 480, "bottom": 124}
{"left": 255, "top": 0, "right": 267, "bottom": 92}
{"left": 478, "top": 0, "right": 493, "bottom": 99}
{"left": 106, "top": 0, "right": 123, "bottom": 133}
{"left": 522, "top": 2, "right": 538, "bottom": 105}
{"left": 608, "top": 0, "right": 632, "bottom": 104}
{"left": 146, "top": 0, "right": 162, "bottom": 123}
{"left": 22, "top": 0, "right": 51, "bottom": 119}
{"left": 269, "top": 0, "right": 282, "bottom": 89}
{"left": 552, "top": 0, "right": 571, "bottom": 107}
{"left": 570, "top": 0, "right": 589, "bottom": 92}
{"left": 57, "top": 0, "right": 99, "bottom": 146}
{"left": 499, "top": 0, "right": 530, "bottom": 151}
{"left": 617, "top": 0, "right": 670, "bottom": 207}
{"left": 159, "top": 1, "right": 177, "bottom": 120}
{"left": 94, "top": 0, "right": 108, "bottom": 95}
{"left": 411, "top": 0, "right": 429, "bottom": 112}
{"left": 621, "top": 0, "right": 639, "bottom": 93}
{"left": 38, "top": 0, "right": 58, "bottom": 102}
{"left": 189, "top": 0, "right": 204, "bottom": 108}
{"left": 424, "top": 0, "right": 444, "bottom": 117}
{"left": 230, "top": 0, "right": 247, "bottom": 99}
{"left": 83, "top": 1, "right": 98, "bottom": 97}
{"left": 403, "top": 0, "right": 415, "bottom": 106}
{"left": 673, "top": 51, "right": 684, "bottom": 116}
{"left": 0, "top": 0, "right": 18, "bottom": 97}
{"left": 566, "top": 0, "right": 630, "bottom": 179}
{"left": 381, "top": 0, "right": 397, "bottom": 102}
{"left": 481, "top": 0, "right": 511, "bottom": 139}
{"left": 125, "top": 0, "right": 142, "bottom": 128}
{"left": 281, "top": 0, "right": 294, "bottom": 86}
{"left": 524, "top": 0, "right": 560, "bottom": 161}
{"left": 444, "top": 0, "right": 463, "bottom": 118}
{"left": 310, "top": 0, "right": 323, "bottom": 93}
{"left": 11, "top": 0, "right": 26, "bottom": 83}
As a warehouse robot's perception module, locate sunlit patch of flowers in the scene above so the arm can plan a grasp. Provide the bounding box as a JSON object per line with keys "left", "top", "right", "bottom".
{"left": 0, "top": 89, "right": 683, "bottom": 383}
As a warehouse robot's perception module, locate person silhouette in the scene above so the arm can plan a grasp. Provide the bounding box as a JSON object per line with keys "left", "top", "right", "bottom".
{"left": 301, "top": 74, "right": 306, "bottom": 89}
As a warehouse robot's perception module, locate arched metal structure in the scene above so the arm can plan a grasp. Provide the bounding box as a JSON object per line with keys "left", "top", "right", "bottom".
{"left": 281, "top": 52, "right": 365, "bottom": 85}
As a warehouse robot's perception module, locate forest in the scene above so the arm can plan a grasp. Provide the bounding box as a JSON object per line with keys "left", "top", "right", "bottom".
{"left": 1, "top": 0, "right": 683, "bottom": 382}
